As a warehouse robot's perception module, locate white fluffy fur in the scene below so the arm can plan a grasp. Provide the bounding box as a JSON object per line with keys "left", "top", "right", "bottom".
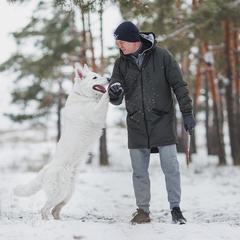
{"left": 13, "top": 64, "right": 109, "bottom": 220}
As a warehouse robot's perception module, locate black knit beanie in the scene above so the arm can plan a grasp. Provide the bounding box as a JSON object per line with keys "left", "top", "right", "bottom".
{"left": 114, "top": 21, "right": 140, "bottom": 42}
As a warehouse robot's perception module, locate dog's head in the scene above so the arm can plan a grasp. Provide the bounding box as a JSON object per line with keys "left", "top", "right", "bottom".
{"left": 73, "top": 63, "right": 109, "bottom": 98}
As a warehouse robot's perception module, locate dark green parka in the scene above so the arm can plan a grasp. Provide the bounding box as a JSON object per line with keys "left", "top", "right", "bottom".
{"left": 110, "top": 32, "right": 193, "bottom": 149}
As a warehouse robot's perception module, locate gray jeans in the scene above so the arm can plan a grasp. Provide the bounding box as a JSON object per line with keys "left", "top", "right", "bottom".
{"left": 130, "top": 144, "right": 181, "bottom": 213}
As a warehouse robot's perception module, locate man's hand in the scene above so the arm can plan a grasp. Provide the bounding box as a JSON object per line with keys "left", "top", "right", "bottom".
{"left": 183, "top": 113, "right": 196, "bottom": 135}
{"left": 108, "top": 83, "right": 124, "bottom": 99}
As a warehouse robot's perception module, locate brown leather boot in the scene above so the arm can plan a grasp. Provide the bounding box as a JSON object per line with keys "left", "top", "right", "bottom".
{"left": 131, "top": 209, "right": 150, "bottom": 224}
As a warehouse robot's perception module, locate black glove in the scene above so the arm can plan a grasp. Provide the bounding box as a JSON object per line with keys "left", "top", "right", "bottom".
{"left": 108, "top": 83, "right": 124, "bottom": 99}
{"left": 182, "top": 113, "right": 196, "bottom": 135}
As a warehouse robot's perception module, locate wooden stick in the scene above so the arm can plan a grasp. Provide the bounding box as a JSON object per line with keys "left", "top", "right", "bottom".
{"left": 186, "top": 132, "right": 191, "bottom": 168}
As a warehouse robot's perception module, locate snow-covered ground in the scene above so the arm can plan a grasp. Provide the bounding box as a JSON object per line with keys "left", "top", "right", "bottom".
{"left": 0, "top": 77, "right": 240, "bottom": 239}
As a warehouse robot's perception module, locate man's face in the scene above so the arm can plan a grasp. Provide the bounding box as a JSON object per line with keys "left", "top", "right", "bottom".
{"left": 116, "top": 40, "right": 139, "bottom": 55}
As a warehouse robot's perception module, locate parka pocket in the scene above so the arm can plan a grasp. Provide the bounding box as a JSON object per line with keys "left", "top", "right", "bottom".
{"left": 152, "top": 108, "right": 168, "bottom": 117}
{"left": 128, "top": 110, "right": 137, "bottom": 117}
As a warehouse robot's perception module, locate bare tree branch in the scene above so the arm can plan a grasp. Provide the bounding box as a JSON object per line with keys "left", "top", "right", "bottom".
{"left": 157, "top": 23, "right": 195, "bottom": 42}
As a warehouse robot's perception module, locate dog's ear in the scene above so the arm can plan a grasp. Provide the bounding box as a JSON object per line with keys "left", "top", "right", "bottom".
{"left": 74, "top": 63, "right": 85, "bottom": 81}
{"left": 83, "top": 64, "right": 90, "bottom": 72}
{"left": 76, "top": 69, "right": 83, "bottom": 79}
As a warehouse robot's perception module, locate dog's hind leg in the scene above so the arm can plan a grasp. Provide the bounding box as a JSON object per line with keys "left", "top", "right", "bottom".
{"left": 51, "top": 187, "right": 74, "bottom": 220}
{"left": 41, "top": 200, "right": 57, "bottom": 220}
{"left": 41, "top": 195, "right": 66, "bottom": 220}
{"left": 51, "top": 201, "right": 66, "bottom": 220}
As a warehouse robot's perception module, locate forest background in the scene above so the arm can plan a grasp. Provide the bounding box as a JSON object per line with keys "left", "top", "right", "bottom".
{"left": 1, "top": 0, "right": 240, "bottom": 167}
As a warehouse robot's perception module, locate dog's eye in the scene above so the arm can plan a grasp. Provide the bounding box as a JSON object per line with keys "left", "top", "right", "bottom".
{"left": 93, "top": 76, "right": 97, "bottom": 79}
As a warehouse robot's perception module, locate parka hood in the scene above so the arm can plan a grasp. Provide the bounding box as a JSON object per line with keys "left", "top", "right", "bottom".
{"left": 140, "top": 32, "right": 157, "bottom": 48}
{"left": 119, "top": 32, "right": 157, "bottom": 57}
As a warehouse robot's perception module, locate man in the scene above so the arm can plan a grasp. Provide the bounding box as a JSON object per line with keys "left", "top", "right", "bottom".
{"left": 108, "top": 21, "right": 196, "bottom": 224}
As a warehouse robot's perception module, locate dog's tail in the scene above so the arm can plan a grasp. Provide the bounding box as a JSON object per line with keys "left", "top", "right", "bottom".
{"left": 13, "top": 165, "right": 47, "bottom": 197}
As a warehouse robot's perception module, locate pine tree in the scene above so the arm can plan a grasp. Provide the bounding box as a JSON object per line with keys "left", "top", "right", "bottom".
{"left": 0, "top": 1, "right": 81, "bottom": 137}
{"left": 188, "top": 0, "right": 240, "bottom": 165}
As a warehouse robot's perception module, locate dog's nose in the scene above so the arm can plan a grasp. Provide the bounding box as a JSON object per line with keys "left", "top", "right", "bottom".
{"left": 107, "top": 78, "right": 111, "bottom": 83}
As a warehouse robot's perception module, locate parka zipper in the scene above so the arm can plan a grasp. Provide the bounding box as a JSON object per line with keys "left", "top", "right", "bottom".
{"left": 139, "top": 67, "right": 151, "bottom": 149}
{"left": 139, "top": 34, "right": 155, "bottom": 149}
{"left": 130, "top": 47, "right": 153, "bottom": 149}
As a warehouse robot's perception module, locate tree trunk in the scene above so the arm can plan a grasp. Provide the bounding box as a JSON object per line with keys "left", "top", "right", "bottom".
{"left": 224, "top": 21, "right": 240, "bottom": 165}
{"left": 88, "top": 12, "right": 98, "bottom": 72}
{"left": 195, "top": 43, "right": 226, "bottom": 164}
{"left": 232, "top": 21, "right": 240, "bottom": 154}
{"left": 79, "top": 1, "right": 87, "bottom": 66}
{"left": 206, "top": 67, "right": 226, "bottom": 165}
{"left": 99, "top": 1, "right": 109, "bottom": 166}
{"left": 204, "top": 74, "right": 211, "bottom": 155}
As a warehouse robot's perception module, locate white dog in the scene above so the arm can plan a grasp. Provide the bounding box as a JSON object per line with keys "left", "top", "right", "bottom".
{"left": 13, "top": 64, "right": 109, "bottom": 220}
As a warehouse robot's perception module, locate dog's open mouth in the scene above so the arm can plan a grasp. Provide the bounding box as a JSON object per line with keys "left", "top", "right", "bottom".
{"left": 93, "top": 85, "right": 106, "bottom": 93}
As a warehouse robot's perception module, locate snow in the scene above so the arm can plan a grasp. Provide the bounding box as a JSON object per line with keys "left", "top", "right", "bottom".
{"left": 1, "top": 104, "right": 240, "bottom": 239}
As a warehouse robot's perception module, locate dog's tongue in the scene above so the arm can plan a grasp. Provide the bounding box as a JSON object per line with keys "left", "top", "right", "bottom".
{"left": 93, "top": 85, "right": 106, "bottom": 93}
